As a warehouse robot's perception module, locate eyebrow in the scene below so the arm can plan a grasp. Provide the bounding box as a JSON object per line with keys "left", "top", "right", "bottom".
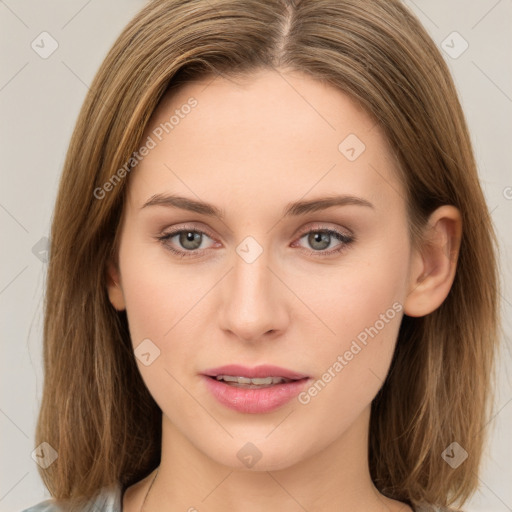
{"left": 141, "top": 193, "right": 374, "bottom": 219}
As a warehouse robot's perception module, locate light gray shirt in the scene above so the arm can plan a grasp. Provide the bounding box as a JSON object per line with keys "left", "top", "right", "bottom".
{"left": 21, "top": 482, "right": 123, "bottom": 511}
{"left": 21, "top": 482, "right": 452, "bottom": 512}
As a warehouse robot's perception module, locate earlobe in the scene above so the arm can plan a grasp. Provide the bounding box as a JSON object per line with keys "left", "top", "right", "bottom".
{"left": 404, "top": 205, "right": 462, "bottom": 317}
{"left": 106, "top": 260, "right": 126, "bottom": 311}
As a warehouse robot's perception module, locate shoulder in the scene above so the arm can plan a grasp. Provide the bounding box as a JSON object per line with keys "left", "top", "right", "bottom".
{"left": 20, "top": 481, "right": 123, "bottom": 512}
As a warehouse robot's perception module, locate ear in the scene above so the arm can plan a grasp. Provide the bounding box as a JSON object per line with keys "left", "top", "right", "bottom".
{"left": 404, "top": 205, "right": 462, "bottom": 317}
{"left": 106, "top": 259, "right": 126, "bottom": 311}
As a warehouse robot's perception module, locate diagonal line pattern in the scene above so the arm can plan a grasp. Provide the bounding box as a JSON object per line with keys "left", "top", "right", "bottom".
{"left": 164, "top": 267, "right": 234, "bottom": 337}
{"left": 61, "top": 60, "right": 91, "bottom": 89}
{"left": 276, "top": 71, "right": 336, "bottom": 131}
{"left": 0, "top": 408, "right": 29, "bottom": 439}
{"left": 0, "top": 472, "right": 30, "bottom": 503}
{"left": 265, "top": 163, "right": 337, "bottom": 235}
{"left": 471, "top": 0, "right": 503, "bottom": 30}
{"left": 265, "top": 265, "right": 336, "bottom": 335}
{"left": 470, "top": 469, "right": 512, "bottom": 511}
{"left": 473, "top": 395, "right": 512, "bottom": 439}
{"left": 0, "top": 266, "right": 29, "bottom": 295}
{"left": 265, "top": 409, "right": 295, "bottom": 438}
{"left": 200, "top": 470, "right": 234, "bottom": 502}
{"left": 163, "top": 368, "right": 234, "bottom": 438}
{"left": 368, "top": 163, "right": 406, "bottom": 203}
{"left": 0, "top": 62, "right": 29, "bottom": 92}
{"left": 0, "top": 0, "right": 29, "bottom": 28}
{"left": 500, "top": 291, "right": 512, "bottom": 309}
{"left": 368, "top": 367, "right": 385, "bottom": 384}
{"left": 0, "top": 202, "right": 29, "bottom": 233}
{"left": 164, "top": 164, "right": 234, "bottom": 237}
{"left": 61, "top": 61, "right": 116, "bottom": 116}
{"left": 61, "top": 0, "right": 93, "bottom": 29}
{"left": 404, "top": 0, "right": 439, "bottom": 29}
{"left": 472, "top": 61, "right": 512, "bottom": 104}
{"left": 266, "top": 472, "right": 310, "bottom": 511}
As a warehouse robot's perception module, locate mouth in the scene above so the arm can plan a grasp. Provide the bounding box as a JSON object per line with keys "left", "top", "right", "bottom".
{"left": 201, "top": 364, "right": 311, "bottom": 413}
{"left": 202, "top": 364, "right": 309, "bottom": 386}
{"left": 210, "top": 375, "right": 296, "bottom": 389}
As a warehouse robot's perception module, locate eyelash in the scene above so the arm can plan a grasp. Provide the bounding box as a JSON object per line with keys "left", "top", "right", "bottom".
{"left": 156, "top": 223, "right": 355, "bottom": 259}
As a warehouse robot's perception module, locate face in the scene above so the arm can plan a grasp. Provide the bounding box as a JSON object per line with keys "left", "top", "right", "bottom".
{"left": 108, "top": 68, "right": 418, "bottom": 471}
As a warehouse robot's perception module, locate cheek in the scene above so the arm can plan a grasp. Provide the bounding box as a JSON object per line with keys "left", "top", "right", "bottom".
{"left": 114, "top": 218, "right": 410, "bottom": 467}
{"left": 118, "top": 235, "right": 202, "bottom": 344}
{"left": 293, "top": 244, "right": 407, "bottom": 433}
{"left": 117, "top": 239, "right": 207, "bottom": 418}
{"left": 120, "top": 217, "right": 408, "bottom": 355}
{"left": 296, "top": 231, "right": 407, "bottom": 351}
{"left": 120, "top": 219, "right": 409, "bottom": 368}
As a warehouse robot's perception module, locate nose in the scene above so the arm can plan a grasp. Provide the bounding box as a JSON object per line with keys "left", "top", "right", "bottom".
{"left": 218, "top": 245, "right": 290, "bottom": 343}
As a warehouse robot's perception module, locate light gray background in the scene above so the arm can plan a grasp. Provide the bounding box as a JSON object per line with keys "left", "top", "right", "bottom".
{"left": 1, "top": 1, "right": 511, "bottom": 511}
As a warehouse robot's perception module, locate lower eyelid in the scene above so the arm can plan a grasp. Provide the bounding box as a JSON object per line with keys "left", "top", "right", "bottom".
{"left": 158, "top": 227, "right": 354, "bottom": 255}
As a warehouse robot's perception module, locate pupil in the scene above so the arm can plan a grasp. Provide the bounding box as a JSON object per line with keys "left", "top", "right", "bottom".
{"left": 181, "top": 231, "right": 201, "bottom": 249}
{"left": 310, "top": 231, "right": 329, "bottom": 250}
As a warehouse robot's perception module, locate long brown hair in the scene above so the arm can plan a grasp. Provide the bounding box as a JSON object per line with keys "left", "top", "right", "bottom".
{"left": 36, "top": 0, "right": 500, "bottom": 510}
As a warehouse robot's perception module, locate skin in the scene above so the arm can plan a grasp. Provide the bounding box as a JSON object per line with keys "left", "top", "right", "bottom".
{"left": 107, "top": 68, "right": 461, "bottom": 512}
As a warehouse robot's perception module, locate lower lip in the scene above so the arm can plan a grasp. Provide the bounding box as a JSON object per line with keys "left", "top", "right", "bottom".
{"left": 202, "top": 376, "right": 310, "bottom": 414}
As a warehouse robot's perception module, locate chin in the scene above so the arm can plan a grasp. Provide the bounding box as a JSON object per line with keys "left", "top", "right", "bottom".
{"left": 201, "top": 436, "right": 311, "bottom": 473}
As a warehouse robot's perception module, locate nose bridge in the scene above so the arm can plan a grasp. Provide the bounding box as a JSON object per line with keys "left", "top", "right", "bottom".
{"left": 219, "top": 236, "right": 287, "bottom": 340}
{"left": 233, "top": 247, "right": 271, "bottom": 301}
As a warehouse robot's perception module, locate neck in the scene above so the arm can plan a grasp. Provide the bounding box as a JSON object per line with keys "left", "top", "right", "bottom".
{"left": 138, "top": 405, "right": 411, "bottom": 512}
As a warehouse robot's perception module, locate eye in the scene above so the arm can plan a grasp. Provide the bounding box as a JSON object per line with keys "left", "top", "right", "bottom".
{"left": 157, "top": 224, "right": 217, "bottom": 258}
{"left": 156, "top": 223, "right": 355, "bottom": 259}
{"left": 292, "top": 225, "right": 354, "bottom": 257}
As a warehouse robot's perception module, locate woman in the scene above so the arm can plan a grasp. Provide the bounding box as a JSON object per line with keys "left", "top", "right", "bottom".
{"left": 23, "top": 0, "right": 500, "bottom": 510}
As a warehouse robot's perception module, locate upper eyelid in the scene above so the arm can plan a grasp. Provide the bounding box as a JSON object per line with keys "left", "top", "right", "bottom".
{"left": 159, "top": 222, "right": 352, "bottom": 245}
{"left": 161, "top": 223, "right": 216, "bottom": 240}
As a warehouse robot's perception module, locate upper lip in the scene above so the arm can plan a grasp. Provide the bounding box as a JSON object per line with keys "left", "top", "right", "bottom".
{"left": 202, "top": 364, "right": 309, "bottom": 380}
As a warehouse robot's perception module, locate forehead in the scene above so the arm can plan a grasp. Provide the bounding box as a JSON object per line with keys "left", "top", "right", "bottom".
{"left": 127, "top": 69, "right": 404, "bottom": 214}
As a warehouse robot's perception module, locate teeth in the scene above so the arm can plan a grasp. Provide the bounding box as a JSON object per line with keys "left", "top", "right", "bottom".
{"left": 215, "top": 375, "right": 292, "bottom": 386}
